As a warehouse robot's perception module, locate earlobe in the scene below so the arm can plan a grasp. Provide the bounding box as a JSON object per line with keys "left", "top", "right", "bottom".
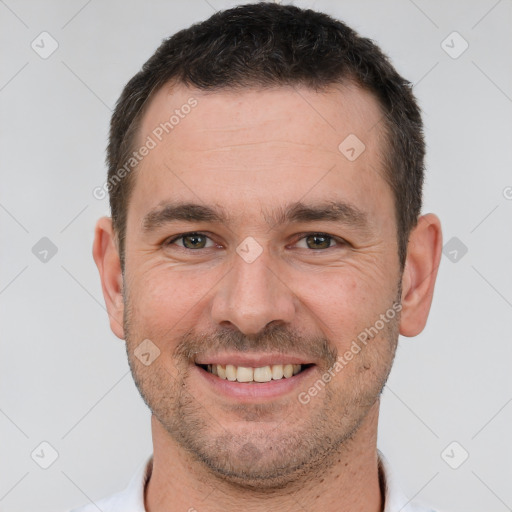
{"left": 92, "top": 216, "right": 125, "bottom": 340}
{"left": 399, "top": 214, "right": 443, "bottom": 337}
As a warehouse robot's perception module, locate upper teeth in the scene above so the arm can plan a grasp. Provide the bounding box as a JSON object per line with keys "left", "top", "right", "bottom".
{"left": 206, "top": 364, "right": 302, "bottom": 382}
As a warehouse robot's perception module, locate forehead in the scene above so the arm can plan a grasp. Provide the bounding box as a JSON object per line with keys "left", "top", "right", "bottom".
{"left": 138, "top": 81, "right": 384, "bottom": 156}
{"left": 129, "top": 82, "right": 391, "bottom": 229}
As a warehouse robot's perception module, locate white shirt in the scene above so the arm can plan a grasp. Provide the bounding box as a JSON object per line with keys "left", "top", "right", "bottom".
{"left": 70, "top": 451, "right": 437, "bottom": 512}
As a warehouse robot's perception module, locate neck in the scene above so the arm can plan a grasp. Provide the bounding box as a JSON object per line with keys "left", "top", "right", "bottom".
{"left": 145, "top": 403, "right": 383, "bottom": 512}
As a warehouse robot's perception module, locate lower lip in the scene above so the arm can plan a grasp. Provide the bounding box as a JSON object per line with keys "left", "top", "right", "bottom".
{"left": 192, "top": 364, "right": 316, "bottom": 401}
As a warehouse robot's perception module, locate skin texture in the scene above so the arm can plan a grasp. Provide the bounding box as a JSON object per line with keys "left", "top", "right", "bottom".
{"left": 93, "top": 83, "right": 442, "bottom": 512}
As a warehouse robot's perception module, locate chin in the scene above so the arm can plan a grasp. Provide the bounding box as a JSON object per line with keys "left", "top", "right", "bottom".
{"left": 172, "top": 421, "right": 355, "bottom": 491}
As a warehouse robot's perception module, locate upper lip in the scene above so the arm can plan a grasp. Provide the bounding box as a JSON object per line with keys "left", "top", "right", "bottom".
{"left": 194, "top": 353, "right": 314, "bottom": 367}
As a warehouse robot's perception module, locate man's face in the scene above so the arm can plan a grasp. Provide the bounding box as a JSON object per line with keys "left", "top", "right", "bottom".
{"left": 122, "top": 83, "right": 402, "bottom": 487}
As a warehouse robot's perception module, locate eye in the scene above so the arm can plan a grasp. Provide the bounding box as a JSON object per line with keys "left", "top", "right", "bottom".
{"left": 295, "top": 233, "right": 341, "bottom": 250}
{"left": 166, "top": 232, "right": 216, "bottom": 250}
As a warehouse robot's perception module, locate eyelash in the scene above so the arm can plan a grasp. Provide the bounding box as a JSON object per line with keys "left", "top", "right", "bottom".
{"left": 164, "top": 232, "right": 347, "bottom": 250}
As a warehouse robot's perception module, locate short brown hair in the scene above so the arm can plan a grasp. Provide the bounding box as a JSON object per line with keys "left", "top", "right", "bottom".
{"left": 107, "top": 2, "right": 425, "bottom": 270}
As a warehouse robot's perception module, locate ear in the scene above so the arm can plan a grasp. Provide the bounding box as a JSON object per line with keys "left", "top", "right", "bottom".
{"left": 92, "top": 216, "right": 125, "bottom": 339}
{"left": 399, "top": 213, "right": 442, "bottom": 337}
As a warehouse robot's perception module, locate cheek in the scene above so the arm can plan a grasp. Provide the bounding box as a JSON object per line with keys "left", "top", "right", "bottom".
{"left": 292, "top": 266, "right": 395, "bottom": 344}
{"left": 127, "top": 263, "right": 219, "bottom": 333}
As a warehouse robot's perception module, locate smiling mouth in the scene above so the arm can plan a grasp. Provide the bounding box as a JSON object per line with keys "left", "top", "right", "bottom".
{"left": 196, "top": 363, "right": 314, "bottom": 383}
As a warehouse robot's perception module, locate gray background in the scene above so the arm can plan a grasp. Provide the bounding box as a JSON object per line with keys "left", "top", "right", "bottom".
{"left": 1, "top": 1, "right": 511, "bottom": 511}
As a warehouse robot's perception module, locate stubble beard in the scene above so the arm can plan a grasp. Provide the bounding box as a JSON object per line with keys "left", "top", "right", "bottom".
{"left": 122, "top": 288, "right": 400, "bottom": 490}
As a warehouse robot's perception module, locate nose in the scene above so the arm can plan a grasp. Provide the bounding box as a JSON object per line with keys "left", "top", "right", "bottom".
{"left": 210, "top": 247, "right": 296, "bottom": 336}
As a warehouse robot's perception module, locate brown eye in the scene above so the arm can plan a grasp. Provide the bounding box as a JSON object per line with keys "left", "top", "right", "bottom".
{"left": 183, "top": 234, "right": 207, "bottom": 249}
{"left": 169, "top": 233, "right": 213, "bottom": 249}
{"left": 304, "top": 234, "right": 334, "bottom": 250}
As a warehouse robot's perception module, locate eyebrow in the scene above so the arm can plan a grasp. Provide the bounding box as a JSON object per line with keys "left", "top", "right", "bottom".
{"left": 142, "top": 203, "right": 228, "bottom": 232}
{"left": 141, "top": 200, "right": 369, "bottom": 233}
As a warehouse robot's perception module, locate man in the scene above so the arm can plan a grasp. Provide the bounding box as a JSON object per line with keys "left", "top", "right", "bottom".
{"left": 75, "top": 2, "right": 442, "bottom": 511}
